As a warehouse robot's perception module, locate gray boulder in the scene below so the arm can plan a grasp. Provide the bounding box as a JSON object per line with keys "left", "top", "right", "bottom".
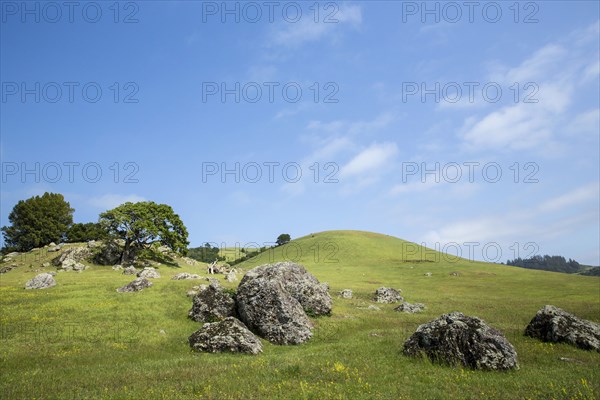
{"left": 25, "top": 273, "right": 57, "bottom": 290}
{"left": 525, "top": 305, "right": 600, "bottom": 352}
{"left": 188, "top": 283, "right": 236, "bottom": 322}
{"left": 188, "top": 317, "right": 262, "bottom": 355}
{"left": 60, "top": 258, "right": 88, "bottom": 272}
{"left": 394, "top": 302, "right": 426, "bottom": 313}
{"left": 0, "top": 264, "right": 18, "bottom": 274}
{"left": 137, "top": 267, "right": 161, "bottom": 279}
{"left": 339, "top": 289, "right": 353, "bottom": 299}
{"left": 53, "top": 247, "right": 91, "bottom": 270}
{"left": 236, "top": 264, "right": 315, "bottom": 345}
{"left": 116, "top": 277, "right": 152, "bottom": 293}
{"left": 225, "top": 270, "right": 238, "bottom": 282}
{"left": 403, "top": 312, "right": 518, "bottom": 370}
{"left": 374, "top": 287, "right": 403, "bottom": 303}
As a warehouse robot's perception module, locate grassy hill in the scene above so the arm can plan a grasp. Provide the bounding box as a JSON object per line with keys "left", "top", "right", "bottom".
{"left": 0, "top": 230, "right": 598, "bottom": 399}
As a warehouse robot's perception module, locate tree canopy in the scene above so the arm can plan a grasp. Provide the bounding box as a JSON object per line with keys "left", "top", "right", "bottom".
{"left": 99, "top": 201, "right": 189, "bottom": 263}
{"left": 276, "top": 233, "right": 291, "bottom": 246}
{"left": 1, "top": 192, "right": 74, "bottom": 252}
{"left": 65, "top": 222, "right": 107, "bottom": 243}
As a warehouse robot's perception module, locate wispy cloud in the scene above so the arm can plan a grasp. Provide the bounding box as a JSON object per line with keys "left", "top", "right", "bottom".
{"left": 340, "top": 142, "right": 398, "bottom": 178}
{"left": 88, "top": 194, "right": 146, "bottom": 211}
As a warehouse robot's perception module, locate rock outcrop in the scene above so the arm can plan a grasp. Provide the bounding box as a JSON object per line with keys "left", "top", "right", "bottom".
{"left": 188, "top": 317, "right": 262, "bottom": 355}
{"left": 403, "top": 312, "right": 518, "bottom": 370}
{"left": 525, "top": 305, "right": 600, "bottom": 352}
{"left": 25, "top": 273, "right": 57, "bottom": 290}
{"left": 188, "top": 283, "right": 236, "bottom": 322}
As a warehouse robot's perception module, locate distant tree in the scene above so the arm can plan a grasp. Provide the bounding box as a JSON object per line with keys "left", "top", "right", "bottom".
{"left": 187, "top": 243, "right": 225, "bottom": 263}
{"left": 99, "top": 201, "right": 189, "bottom": 264}
{"left": 66, "top": 222, "right": 107, "bottom": 243}
{"left": 1, "top": 192, "right": 74, "bottom": 252}
{"left": 276, "top": 233, "right": 291, "bottom": 246}
{"left": 506, "top": 254, "right": 582, "bottom": 274}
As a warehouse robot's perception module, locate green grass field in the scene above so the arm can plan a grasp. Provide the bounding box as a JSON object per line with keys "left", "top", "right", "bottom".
{"left": 1, "top": 230, "right": 598, "bottom": 399}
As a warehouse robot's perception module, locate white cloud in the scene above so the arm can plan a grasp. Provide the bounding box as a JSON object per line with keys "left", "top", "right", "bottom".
{"left": 88, "top": 194, "right": 146, "bottom": 211}
{"left": 539, "top": 182, "right": 599, "bottom": 213}
{"left": 270, "top": 5, "right": 362, "bottom": 47}
{"left": 340, "top": 142, "right": 398, "bottom": 178}
{"left": 566, "top": 109, "right": 600, "bottom": 136}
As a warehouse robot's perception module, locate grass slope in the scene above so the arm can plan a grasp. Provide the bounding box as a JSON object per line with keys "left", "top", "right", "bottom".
{"left": 0, "top": 230, "right": 598, "bottom": 399}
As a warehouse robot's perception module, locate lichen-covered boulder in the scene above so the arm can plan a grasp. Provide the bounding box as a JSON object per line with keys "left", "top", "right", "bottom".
{"left": 188, "top": 283, "right": 236, "bottom": 322}
{"left": 25, "top": 273, "right": 56, "bottom": 290}
{"left": 525, "top": 305, "right": 600, "bottom": 352}
{"left": 123, "top": 266, "right": 137, "bottom": 275}
{"left": 116, "top": 277, "right": 152, "bottom": 293}
{"left": 236, "top": 263, "right": 319, "bottom": 345}
{"left": 188, "top": 317, "right": 262, "bottom": 355}
{"left": 403, "top": 312, "right": 518, "bottom": 370}
{"left": 374, "top": 287, "right": 403, "bottom": 303}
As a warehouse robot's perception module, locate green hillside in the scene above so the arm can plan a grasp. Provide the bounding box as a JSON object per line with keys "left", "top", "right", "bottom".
{"left": 0, "top": 231, "right": 598, "bottom": 399}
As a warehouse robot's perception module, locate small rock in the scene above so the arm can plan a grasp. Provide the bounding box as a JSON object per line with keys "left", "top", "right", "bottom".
{"left": 394, "top": 302, "right": 426, "bottom": 313}
{"left": 137, "top": 267, "right": 161, "bottom": 279}
{"left": 112, "top": 265, "right": 123, "bottom": 271}
{"left": 424, "top": 272, "right": 432, "bottom": 277}
{"left": 339, "top": 289, "right": 353, "bottom": 299}
{"left": 367, "top": 305, "right": 381, "bottom": 311}
{"left": 116, "top": 277, "right": 153, "bottom": 293}
{"left": 374, "top": 287, "right": 403, "bottom": 304}
{"left": 172, "top": 272, "right": 202, "bottom": 280}
{"left": 450, "top": 272, "right": 460, "bottom": 277}
{"left": 188, "top": 317, "right": 262, "bottom": 355}
{"left": 42, "top": 262, "right": 50, "bottom": 268}
{"left": 123, "top": 266, "right": 137, "bottom": 275}
{"left": 0, "top": 264, "right": 18, "bottom": 274}
{"left": 225, "top": 270, "right": 237, "bottom": 282}
{"left": 25, "top": 273, "right": 57, "bottom": 290}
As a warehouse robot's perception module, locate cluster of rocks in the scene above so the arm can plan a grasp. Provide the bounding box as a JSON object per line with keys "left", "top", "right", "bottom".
{"left": 2, "top": 251, "right": 20, "bottom": 263}
{"left": 395, "top": 302, "right": 426, "bottom": 314}
{"left": 46, "top": 242, "right": 63, "bottom": 252}
{"left": 188, "top": 262, "right": 332, "bottom": 354}
{"left": 53, "top": 247, "right": 92, "bottom": 272}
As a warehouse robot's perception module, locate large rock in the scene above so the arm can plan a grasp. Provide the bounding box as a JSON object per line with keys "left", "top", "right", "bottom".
{"left": 188, "top": 317, "right": 262, "bottom": 355}
{"left": 116, "top": 277, "right": 153, "bottom": 293}
{"left": 525, "top": 305, "right": 600, "bottom": 352}
{"left": 188, "top": 283, "right": 236, "bottom": 322}
{"left": 374, "top": 287, "right": 403, "bottom": 304}
{"left": 137, "top": 267, "right": 161, "bottom": 279}
{"left": 403, "top": 312, "right": 518, "bottom": 370}
{"left": 237, "top": 262, "right": 322, "bottom": 345}
{"left": 60, "top": 258, "right": 88, "bottom": 272}
{"left": 25, "top": 273, "right": 57, "bottom": 290}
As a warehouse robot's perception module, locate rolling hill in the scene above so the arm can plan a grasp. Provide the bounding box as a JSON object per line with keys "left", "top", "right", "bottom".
{"left": 0, "top": 230, "right": 598, "bottom": 399}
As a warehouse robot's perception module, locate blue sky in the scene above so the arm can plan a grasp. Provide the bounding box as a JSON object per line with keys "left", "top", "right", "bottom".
{"left": 1, "top": 1, "right": 599, "bottom": 264}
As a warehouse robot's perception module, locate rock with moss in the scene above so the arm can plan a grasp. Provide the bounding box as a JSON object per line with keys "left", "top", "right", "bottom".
{"left": 525, "top": 305, "right": 600, "bottom": 352}
{"left": 188, "top": 317, "right": 262, "bottom": 355}
{"left": 403, "top": 312, "right": 518, "bottom": 370}
{"left": 188, "top": 283, "right": 236, "bottom": 322}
